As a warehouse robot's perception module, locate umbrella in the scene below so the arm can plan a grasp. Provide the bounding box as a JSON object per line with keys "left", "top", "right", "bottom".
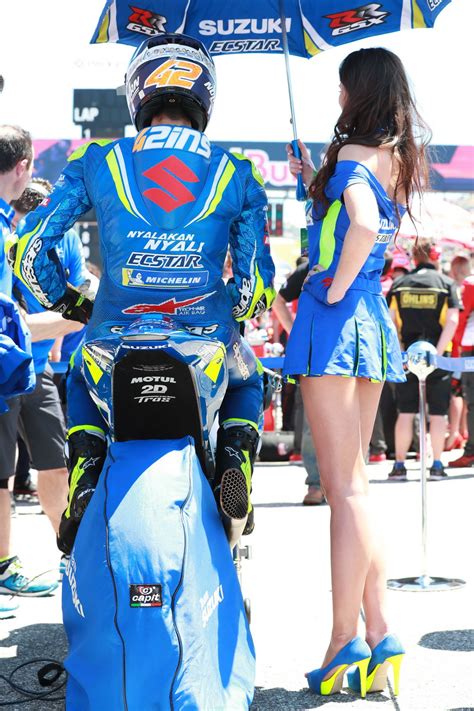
{"left": 91, "top": 1, "right": 452, "bottom": 198}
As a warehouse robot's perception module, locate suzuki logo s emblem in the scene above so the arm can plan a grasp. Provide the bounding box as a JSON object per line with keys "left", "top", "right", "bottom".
{"left": 143, "top": 156, "right": 199, "bottom": 212}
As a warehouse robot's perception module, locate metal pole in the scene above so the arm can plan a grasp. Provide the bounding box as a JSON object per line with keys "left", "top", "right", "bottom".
{"left": 387, "top": 342, "right": 465, "bottom": 592}
{"left": 278, "top": 0, "right": 306, "bottom": 200}
{"left": 278, "top": 0, "right": 298, "bottom": 141}
{"left": 418, "top": 377, "right": 430, "bottom": 586}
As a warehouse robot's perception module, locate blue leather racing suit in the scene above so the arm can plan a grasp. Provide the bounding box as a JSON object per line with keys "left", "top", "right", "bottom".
{"left": 12, "top": 125, "right": 276, "bottom": 434}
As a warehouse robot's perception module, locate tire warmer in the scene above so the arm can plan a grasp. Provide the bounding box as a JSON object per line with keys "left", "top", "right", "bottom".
{"left": 62, "top": 437, "right": 255, "bottom": 710}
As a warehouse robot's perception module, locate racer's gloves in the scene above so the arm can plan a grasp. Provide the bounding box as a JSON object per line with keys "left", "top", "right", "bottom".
{"left": 6, "top": 235, "right": 95, "bottom": 323}
{"left": 251, "top": 291, "right": 273, "bottom": 318}
{"left": 51, "top": 283, "right": 95, "bottom": 324}
{"left": 227, "top": 277, "right": 276, "bottom": 322}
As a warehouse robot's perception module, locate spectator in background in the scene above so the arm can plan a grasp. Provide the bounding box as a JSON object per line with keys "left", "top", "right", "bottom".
{"left": 368, "top": 409, "right": 388, "bottom": 462}
{"left": 370, "top": 250, "right": 412, "bottom": 462}
{"left": 0, "top": 126, "right": 54, "bottom": 611}
{"left": 11, "top": 178, "right": 96, "bottom": 367}
{"left": 12, "top": 437, "right": 34, "bottom": 500}
{"left": 0, "top": 125, "right": 33, "bottom": 297}
{"left": 10, "top": 179, "right": 91, "bottom": 495}
{"left": 6, "top": 177, "right": 86, "bottom": 521}
{"left": 388, "top": 238, "right": 460, "bottom": 480}
{"left": 391, "top": 250, "right": 411, "bottom": 281}
{"left": 445, "top": 254, "right": 471, "bottom": 452}
{"left": 380, "top": 249, "right": 411, "bottom": 299}
{"left": 272, "top": 259, "right": 325, "bottom": 505}
{"left": 0, "top": 176, "right": 84, "bottom": 603}
{"left": 449, "top": 267, "right": 474, "bottom": 468}
{"left": 380, "top": 253, "right": 393, "bottom": 298}
{"left": 273, "top": 257, "right": 308, "bottom": 436}
{"left": 0, "top": 126, "right": 35, "bottom": 431}
{"left": 272, "top": 257, "right": 308, "bottom": 337}
{"left": 450, "top": 254, "right": 471, "bottom": 285}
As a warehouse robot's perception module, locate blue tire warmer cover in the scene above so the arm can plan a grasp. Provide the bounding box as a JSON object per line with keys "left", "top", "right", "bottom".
{"left": 62, "top": 437, "right": 255, "bottom": 710}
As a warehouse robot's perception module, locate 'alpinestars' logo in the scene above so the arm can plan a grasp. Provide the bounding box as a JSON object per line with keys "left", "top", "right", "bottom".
{"left": 122, "top": 293, "right": 212, "bottom": 315}
{"left": 325, "top": 3, "right": 390, "bottom": 36}
{"left": 225, "top": 447, "right": 242, "bottom": 461}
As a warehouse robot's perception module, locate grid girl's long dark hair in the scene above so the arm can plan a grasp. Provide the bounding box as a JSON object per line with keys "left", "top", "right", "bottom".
{"left": 310, "top": 47, "right": 431, "bottom": 226}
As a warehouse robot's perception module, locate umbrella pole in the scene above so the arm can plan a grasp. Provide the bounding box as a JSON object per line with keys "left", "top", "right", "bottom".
{"left": 279, "top": 0, "right": 306, "bottom": 201}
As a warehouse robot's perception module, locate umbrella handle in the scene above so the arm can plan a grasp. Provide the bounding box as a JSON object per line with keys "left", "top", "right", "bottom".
{"left": 291, "top": 140, "right": 307, "bottom": 201}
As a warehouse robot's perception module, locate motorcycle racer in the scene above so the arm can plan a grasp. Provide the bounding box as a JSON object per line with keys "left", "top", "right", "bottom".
{"left": 8, "top": 34, "right": 275, "bottom": 552}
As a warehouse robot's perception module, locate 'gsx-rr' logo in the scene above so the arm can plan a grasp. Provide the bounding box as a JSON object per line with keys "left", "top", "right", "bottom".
{"left": 127, "top": 6, "right": 166, "bottom": 36}
{"left": 325, "top": 3, "right": 390, "bottom": 36}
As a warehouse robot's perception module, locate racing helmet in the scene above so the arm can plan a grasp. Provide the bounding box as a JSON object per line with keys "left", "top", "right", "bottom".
{"left": 125, "top": 33, "right": 216, "bottom": 133}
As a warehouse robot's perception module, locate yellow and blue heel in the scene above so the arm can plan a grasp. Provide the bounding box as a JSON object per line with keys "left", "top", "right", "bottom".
{"left": 306, "top": 637, "right": 371, "bottom": 697}
{"left": 347, "top": 634, "right": 405, "bottom": 695}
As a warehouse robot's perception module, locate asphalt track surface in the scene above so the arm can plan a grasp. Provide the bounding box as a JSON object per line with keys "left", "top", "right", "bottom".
{"left": 1, "top": 454, "right": 473, "bottom": 710}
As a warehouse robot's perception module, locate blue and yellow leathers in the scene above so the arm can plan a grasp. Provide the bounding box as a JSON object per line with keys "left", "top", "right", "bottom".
{"left": 12, "top": 125, "right": 276, "bottom": 435}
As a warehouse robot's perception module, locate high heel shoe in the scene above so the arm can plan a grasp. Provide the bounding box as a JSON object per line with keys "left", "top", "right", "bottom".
{"left": 347, "top": 634, "right": 405, "bottom": 695}
{"left": 444, "top": 432, "right": 464, "bottom": 452}
{"left": 306, "top": 637, "right": 371, "bottom": 697}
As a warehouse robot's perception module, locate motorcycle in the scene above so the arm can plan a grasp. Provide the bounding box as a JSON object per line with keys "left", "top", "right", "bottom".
{"left": 62, "top": 315, "right": 257, "bottom": 710}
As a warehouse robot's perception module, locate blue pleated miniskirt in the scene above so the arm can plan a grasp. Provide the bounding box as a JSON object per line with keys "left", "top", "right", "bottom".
{"left": 283, "top": 273, "right": 406, "bottom": 383}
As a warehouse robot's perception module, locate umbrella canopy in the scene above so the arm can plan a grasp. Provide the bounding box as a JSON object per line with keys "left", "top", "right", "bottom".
{"left": 91, "top": 0, "right": 452, "bottom": 199}
{"left": 92, "top": 1, "right": 451, "bottom": 54}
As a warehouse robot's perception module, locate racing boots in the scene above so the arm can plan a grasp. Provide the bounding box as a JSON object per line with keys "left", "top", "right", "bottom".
{"left": 214, "top": 423, "right": 259, "bottom": 548}
{"left": 57, "top": 429, "right": 107, "bottom": 555}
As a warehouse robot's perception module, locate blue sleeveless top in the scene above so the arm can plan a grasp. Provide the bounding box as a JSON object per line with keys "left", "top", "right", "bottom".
{"left": 307, "top": 161, "right": 406, "bottom": 279}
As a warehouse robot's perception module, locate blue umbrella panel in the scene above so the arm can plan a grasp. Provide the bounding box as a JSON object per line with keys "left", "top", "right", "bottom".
{"left": 91, "top": 0, "right": 452, "bottom": 198}
{"left": 91, "top": 1, "right": 451, "bottom": 55}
